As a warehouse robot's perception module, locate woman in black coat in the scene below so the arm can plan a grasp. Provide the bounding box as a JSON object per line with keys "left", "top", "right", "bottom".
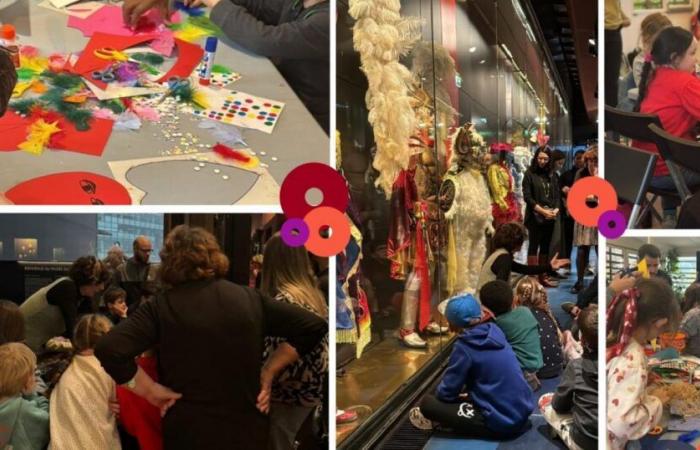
{"left": 95, "top": 225, "right": 328, "bottom": 449}
{"left": 522, "top": 146, "right": 562, "bottom": 288}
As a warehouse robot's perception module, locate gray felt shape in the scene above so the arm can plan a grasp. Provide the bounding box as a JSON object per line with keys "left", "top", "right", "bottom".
{"left": 126, "top": 160, "right": 259, "bottom": 205}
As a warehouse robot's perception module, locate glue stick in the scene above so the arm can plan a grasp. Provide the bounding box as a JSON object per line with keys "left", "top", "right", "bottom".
{"left": 1, "top": 24, "right": 19, "bottom": 68}
{"left": 199, "top": 37, "right": 218, "bottom": 86}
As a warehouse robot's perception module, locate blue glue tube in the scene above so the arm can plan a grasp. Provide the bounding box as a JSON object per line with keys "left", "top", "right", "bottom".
{"left": 199, "top": 37, "right": 218, "bottom": 86}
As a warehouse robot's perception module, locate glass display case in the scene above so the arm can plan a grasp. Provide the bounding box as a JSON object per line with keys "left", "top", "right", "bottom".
{"left": 336, "top": 0, "right": 573, "bottom": 445}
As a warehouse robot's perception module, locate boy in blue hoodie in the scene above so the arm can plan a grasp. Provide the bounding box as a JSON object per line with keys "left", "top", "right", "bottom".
{"left": 0, "top": 342, "right": 49, "bottom": 450}
{"left": 409, "top": 293, "right": 534, "bottom": 437}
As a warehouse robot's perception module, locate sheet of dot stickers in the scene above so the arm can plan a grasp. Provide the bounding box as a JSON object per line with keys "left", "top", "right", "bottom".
{"left": 195, "top": 62, "right": 241, "bottom": 88}
{"left": 191, "top": 90, "right": 285, "bottom": 134}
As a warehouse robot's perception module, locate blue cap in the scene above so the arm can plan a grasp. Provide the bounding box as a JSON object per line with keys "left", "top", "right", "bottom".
{"left": 205, "top": 37, "right": 218, "bottom": 53}
{"left": 444, "top": 294, "right": 482, "bottom": 328}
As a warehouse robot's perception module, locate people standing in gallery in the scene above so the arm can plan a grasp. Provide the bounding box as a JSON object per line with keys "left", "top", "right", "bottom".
{"left": 572, "top": 146, "right": 599, "bottom": 294}
{"left": 95, "top": 226, "right": 327, "bottom": 449}
{"left": 261, "top": 234, "right": 329, "bottom": 450}
{"left": 20, "top": 256, "right": 109, "bottom": 352}
{"left": 605, "top": 0, "right": 630, "bottom": 106}
{"left": 522, "top": 146, "right": 562, "bottom": 288}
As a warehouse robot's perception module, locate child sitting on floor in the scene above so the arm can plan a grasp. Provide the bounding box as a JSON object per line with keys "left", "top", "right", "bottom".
{"left": 408, "top": 293, "right": 534, "bottom": 438}
{"left": 481, "top": 279, "right": 543, "bottom": 390}
{"left": 607, "top": 278, "right": 680, "bottom": 450}
{"left": 540, "top": 305, "right": 598, "bottom": 450}
{"left": 0, "top": 342, "right": 50, "bottom": 450}
{"left": 514, "top": 276, "right": 565, "bottom": 379}
{"left": 50, "top": 314, "right": 122, "bottom": 450}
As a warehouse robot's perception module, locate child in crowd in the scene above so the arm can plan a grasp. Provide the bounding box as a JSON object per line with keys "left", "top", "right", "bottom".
{"left": 408, "top": 293, "right": 534, "bottom": 438}
{"left": 541, "top": 305, "right": 598, "bottom": 450}
{"left": 607, "top": 278, "right": 680, "bottom": 450}
{"left": 513, "top": 276, "right": 564, "bottom": 379}
{"left": 633, "top": 26, "right": 700, "bottom": 225}
{"left": 631, "top": 13, "right": 671, "bottom": 87}
{"left": 481, "top": 279, "right": 543, "bottom": 390}
{"left": 50, "top": 314, "right": 122, "bottom": 450}
{"left": 680, "top": 283, "right": 700, "bottom": 357}
{"left": 103, "top": 288, "right": 129, "bottom": 325}
{"left": 0, "top": 343, "right": 50, "bottom": 450}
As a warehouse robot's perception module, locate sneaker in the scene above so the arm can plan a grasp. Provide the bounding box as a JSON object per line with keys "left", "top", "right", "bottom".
{"left": 336, "top": 409, "right": 358, "bottom": 424}
{"left": 409, "top": 407, "right": 433, "bottom": 430}
{"left": 561, "top": 302, "right": 576, "bottom": 315}
{"left": 426, "top": 322, "right": 449, "bottom": 335}
{"left": 401, "top": 332, "right": 428, "bottom": 348}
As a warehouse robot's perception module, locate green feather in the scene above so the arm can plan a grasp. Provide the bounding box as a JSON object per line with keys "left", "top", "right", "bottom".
{"left": 42, "top": 72, "right": 84, "bottom": 91}
{"left": 187, "top": 16, "right": 222, "bottom": 36}
{"left": 130, "top": 53, "right": 166, "bottom": 66}
{"left": 9, "top": 98, "right": 38, "bottom": 116}
{"left": 99, "top": 99, "right": 126, "bottom": 114}
{"left": 16, "top": 68, "right": 36, "bottom": 81}
{"left": 211, "top": 64, "right": 232, "bottom": 75}
{"left": 62, "top": 108, "right": 93, "bottom": 131}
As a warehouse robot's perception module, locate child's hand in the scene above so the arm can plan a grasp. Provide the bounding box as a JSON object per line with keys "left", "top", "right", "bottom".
{"left": 122, "top": 0, "right": 170, "bottom": 28}
{"left": 609, "top": 272, "right": 640, "bottom": 295}
{"left": 145, "top": 383, "right": 182, "bottom": 417}
{"left": 109, "top": 400, "right": 120, "bottom": 420}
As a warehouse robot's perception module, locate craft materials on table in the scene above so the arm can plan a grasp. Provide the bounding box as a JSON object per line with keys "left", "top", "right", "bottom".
{"left": 190, "top": 89, "right": 285, "bottom": 134}
{"left": 198, "top": 37, "right": 217, "bottom": 86}
{"left": 194, "top": 63, "right": 240, "bottom": 88}
{"left": 4, "top": 172, "right": 131, "bottom": 205}
{"left": 67, "top": 5, "right": 181, "bottom": 56}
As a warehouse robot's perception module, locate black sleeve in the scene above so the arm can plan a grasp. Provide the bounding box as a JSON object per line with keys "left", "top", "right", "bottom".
{"left": 552, "top": 358, "right": 578, "bottom": 413}
{"left": 552, "top": 175, "right": 562, "bottom": 209}
{"left": 522, "top": 171, "right": 536, "bottom": 208}
{"left": 261, "top": 293, "right": 327, "bottom": 356}
{"left": 94, "top": 298, "right": 160, "bottom": 384}
{"left": 211, "top": 1, "right": 329, "bottom": 59}
{"left": 491, "top": 253, "right": 513, "bottom": 282}
{"left": 511, "top": 259, "right": 552, "bottom": 276}
{"left": 45, "top": 279, "right": 79, "bottom": 339}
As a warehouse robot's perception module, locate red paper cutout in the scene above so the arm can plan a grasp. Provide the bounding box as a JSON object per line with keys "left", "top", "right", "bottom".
{"left": 5, "top": 172, "right": 131, "bottom": 205}
{"left": 0, "top": 110, "right": 114, "bottom": 156}
{"left": 156, "top": 38, "right": 204, "bottom": 83}
{"left": 71, "top": 33, "right": 158, "bottom": 89}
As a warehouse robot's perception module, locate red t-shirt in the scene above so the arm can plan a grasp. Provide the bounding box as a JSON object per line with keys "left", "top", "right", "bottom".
{"left": 116, "top": 356, "right": 162, "bottom": 450}
{"left": 633, "top": 67, "right": 700, "bottom": 176}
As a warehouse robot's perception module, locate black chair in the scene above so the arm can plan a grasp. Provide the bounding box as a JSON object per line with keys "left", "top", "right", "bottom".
{"left": 604, "top": 140, "right": 657, "bottom": 229}
{"left": 605, "top": 105, "right": 679, "bottom": 225}
{"left": 648, "top": 123, "right": 700, "bottom": 203}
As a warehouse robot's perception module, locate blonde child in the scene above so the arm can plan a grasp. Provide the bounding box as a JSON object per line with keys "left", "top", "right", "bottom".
{"left": 0, "top": 343, "right": 49, "bottom": 449}
{"left": 607, "top": 278, "right": 680, "bottom": 450}
{"left": 49, "top": 314, "right": 121, "bottom": 449}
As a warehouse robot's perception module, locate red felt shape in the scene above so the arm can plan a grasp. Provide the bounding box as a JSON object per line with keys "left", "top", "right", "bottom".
{"left": 0, "top": 110, "right": 114, "bottom": 156}
{"left": 6, "top": 172, "right": 131, "bottom": 205}
{"left": 71, "top": 33, "right": 158, "bottom": 89}
{"left": 156, "top": 38, "right": 204, "bottom": 83}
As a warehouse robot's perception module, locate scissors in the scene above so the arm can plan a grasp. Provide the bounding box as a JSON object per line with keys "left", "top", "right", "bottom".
{"left": 93, "top": 47, "right": 139, "bottom": 64}
{"left": 91, "top": 66, "right": 116, "bottom": 83}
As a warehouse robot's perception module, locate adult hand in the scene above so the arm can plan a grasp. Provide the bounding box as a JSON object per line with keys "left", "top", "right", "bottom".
{"left": 145, "top": 382, "right": 182, "bottom": 417}
{"left": 550, "top": 253, "right": 570, "bottom": 270}
{"left": 609, "top": 271, "right": 640, "bottom": 295}
{"left": 562, "top": 186, "right": 570, "bottom": 194}
{"left": 109, "top": 400, "right": 120, "bottom": 419}
{"left": 257, "top": 368, "right": 274, "bottom": 414}
{"left": 122, "top": 0, "right": 170, "bottom": 28}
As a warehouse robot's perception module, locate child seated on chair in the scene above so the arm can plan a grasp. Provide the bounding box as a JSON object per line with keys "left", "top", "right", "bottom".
{"left": 408, "top": 293, "right": 534, "bottom": 438}
{"left": 540, "top": 305, "right": 598, "bottom": 450}
{"left": 481, "top": 279, "right": 544, "bottom": 390}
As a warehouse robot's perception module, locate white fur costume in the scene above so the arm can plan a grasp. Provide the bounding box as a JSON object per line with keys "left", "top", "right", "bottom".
{"left": 349, "top": 0, "right": 421, "bottom": 197}
{"left": 443, "top": 125, "right": 493, "bottom": 296}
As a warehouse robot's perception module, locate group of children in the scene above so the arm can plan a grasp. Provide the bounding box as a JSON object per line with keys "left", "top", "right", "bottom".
{"left": 409, "top": 276, "right": 598, "bottom": 450}
{"left": 0, "top": 310, "right": 161, "bottom": 450}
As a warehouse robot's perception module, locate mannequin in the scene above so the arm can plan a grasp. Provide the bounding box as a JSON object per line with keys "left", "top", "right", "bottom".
{"left": 487, "top": 143, "right": 522, "bottom": 229}
{"left": 439, "top": 123, "right": 494, "bottom": 297}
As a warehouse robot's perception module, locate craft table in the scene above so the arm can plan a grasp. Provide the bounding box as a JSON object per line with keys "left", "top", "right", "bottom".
{"left": 0, "top": 0, "right": 328, "bottom": 204}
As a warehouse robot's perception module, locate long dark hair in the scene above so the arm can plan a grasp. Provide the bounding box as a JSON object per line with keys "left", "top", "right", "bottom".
{"left": 529, "top": 146, "right": 552, "bottom": 175}
{"left": 635, "top": 26, "right": 694, "bottom": 112}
